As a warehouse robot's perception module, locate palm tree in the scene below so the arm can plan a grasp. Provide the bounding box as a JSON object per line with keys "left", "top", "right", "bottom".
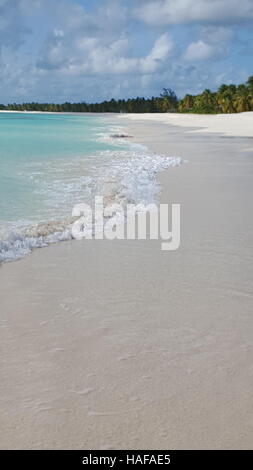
{"left": 178, "top": 94, "right": 194, "bottom": 112}
{"left": 192, "top": 89, "right": 217, "bottom": 113}
{"left": 218, "top": 84, "right": 229, "bottom": 95}
{"left": 217, "top": 88, "right": 236, "bottom": 113}
{"left": 160, "top": 88, "right": 178, "bottom": 112}
{"left": 246, "top": 76, "right": 253, "bottom": 109}
{"left": 233, "top": 85, "right": 251, "bottom": 112}
{"left": 246, "top": 75, "right": 253, "bottom": 91}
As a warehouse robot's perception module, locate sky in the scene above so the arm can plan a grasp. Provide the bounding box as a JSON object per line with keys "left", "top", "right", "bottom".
{"left": 0, "top": 0, "right": 252, "bottom": 103}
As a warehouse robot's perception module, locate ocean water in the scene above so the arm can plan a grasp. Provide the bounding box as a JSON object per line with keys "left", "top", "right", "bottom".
{"left": 0, "top": 112, "right": 181, "bottom": 262}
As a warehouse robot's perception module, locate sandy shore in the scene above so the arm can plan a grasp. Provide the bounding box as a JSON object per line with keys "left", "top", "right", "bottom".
{"left": 1, "top": 114, "right": 253, "bottom": 449}
{"left": 120, "top": 111, "right": 253, "bottom": 139}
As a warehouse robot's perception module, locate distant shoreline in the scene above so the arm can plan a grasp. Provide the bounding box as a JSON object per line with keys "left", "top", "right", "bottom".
{"left": 0, "top": 110, "right": 118, "bottom": 115}
{"left": 1, "top": 76, "right": 253, "bottom": 115}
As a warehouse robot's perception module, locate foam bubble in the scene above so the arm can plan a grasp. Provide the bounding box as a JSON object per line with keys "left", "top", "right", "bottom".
{"left": 0, "top": 226, "right": 73, "bottom": 263}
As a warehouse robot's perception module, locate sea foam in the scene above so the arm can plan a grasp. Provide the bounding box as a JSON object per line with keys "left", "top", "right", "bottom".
{"left": 0, "top": 129, "right": 182, "bottom": 263}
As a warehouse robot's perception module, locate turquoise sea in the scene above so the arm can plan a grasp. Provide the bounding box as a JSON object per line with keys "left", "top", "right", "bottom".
{"left": 0, "top": 112, "right": 122, "bottom": 223}
{"left": 0, "top": 112, "right": 181, "bottom": 262}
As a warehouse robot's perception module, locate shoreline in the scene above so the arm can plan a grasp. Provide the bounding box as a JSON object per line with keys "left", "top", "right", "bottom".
{"left": 1, "top": 115, "right": 253, "bottom": 449}
{"left": 0, "top": 114, "right": 181, "bottom": 264}
{"left": 1, "top": 107, "right": 253, "bottom": 138}
{"left": 0, "top": 110, "right": 119, "bottom": 116}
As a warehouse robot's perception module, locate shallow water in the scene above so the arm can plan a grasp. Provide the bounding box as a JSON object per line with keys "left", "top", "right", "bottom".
{"left": 0, "top": 112, "right": 181, "bottom": 262}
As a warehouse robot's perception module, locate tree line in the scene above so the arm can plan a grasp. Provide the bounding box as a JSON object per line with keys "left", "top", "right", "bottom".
{"left": 0, "top": 76, "right": 252, "bottom": 114}
{"left": 178, "top": 76, "right": 253, "bottom": 114}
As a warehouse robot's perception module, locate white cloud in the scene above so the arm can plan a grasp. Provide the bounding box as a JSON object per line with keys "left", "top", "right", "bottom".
{"left": 37, "top": 29, "right": 174, "bottom": 76}
{"left": 135, "top": 0, "right": 253, "bottom": 25}
{"left": 184, "top": 40, "right": 216, "bottom": 60}
{"left": 183, "top": 26, "right": 233, "bottom": 61}
{"left": 140, "top": 33, "right": 174, "bottom": 73}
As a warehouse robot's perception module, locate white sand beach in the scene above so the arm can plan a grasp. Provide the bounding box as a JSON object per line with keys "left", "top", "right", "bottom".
{"left": 1, "top": 113, "right": 253, "bottom": 449}
{"left": 120, "top": 111, "right": 253, "bottom": 139}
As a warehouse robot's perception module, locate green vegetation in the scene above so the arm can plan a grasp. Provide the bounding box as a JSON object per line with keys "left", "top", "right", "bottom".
{"left": 1, "top": 77, "right": 253, "bottom": 114}
{"left": 0, "top": 88, "right": 178, "bottom": 113}
{"left": 178, "top": 76, "right": 253, "bottom": 114}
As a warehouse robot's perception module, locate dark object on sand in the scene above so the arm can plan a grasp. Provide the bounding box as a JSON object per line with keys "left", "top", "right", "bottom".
{"left": 110, "top": 134, "right": 133, "bottom": 139}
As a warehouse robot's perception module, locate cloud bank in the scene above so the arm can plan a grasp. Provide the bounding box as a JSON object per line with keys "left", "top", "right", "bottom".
{"left": 0, "top": 0, "right": 252, "bottom": 103}
{"left": 135, "top": 0, "right": 253, "bottom": 25}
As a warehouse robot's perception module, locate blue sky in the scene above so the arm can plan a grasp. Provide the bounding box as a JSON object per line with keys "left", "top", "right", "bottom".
{"left": 0, "top": 0, "right": 252, "bottom": 103}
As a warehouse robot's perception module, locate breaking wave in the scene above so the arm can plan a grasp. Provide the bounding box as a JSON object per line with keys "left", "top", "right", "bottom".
{"left": 0, "top": 130, "right": 182, "bottom": 263}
